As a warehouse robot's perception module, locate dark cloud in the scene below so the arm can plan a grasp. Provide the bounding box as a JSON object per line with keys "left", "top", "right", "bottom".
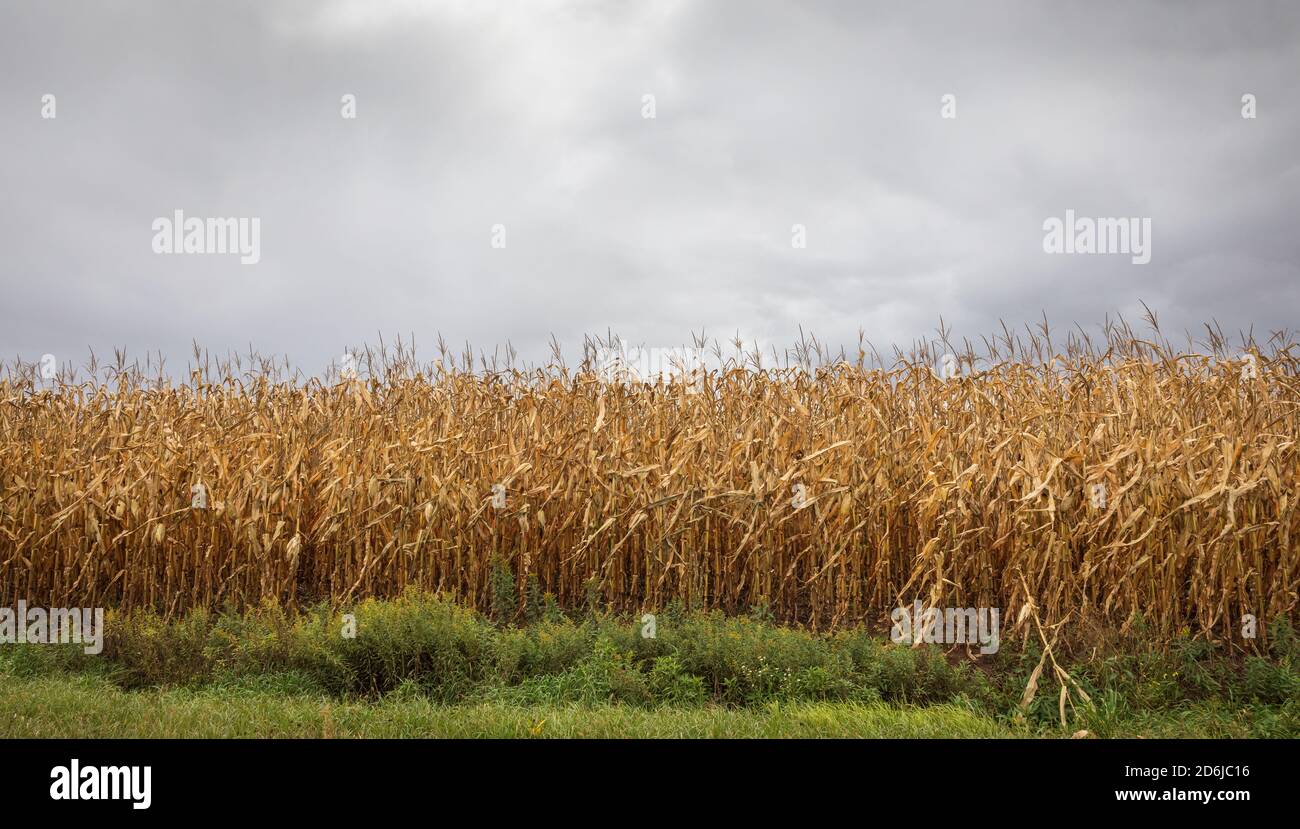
{"left": 2, "top": 0, "right": 1297, "bottom": 373}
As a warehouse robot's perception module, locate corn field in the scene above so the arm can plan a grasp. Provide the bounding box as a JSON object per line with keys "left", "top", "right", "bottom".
{"left": 2, "top": 321, "right": 1297, "bottom": 644}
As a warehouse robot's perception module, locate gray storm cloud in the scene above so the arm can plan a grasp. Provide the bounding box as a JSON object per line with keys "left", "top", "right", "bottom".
{"left": 1, "top": 0, "right": 1297, "bottom": 373}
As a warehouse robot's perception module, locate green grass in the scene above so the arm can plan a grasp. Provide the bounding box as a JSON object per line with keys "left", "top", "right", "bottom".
{"left": 0, "top": 672, "right": 1015, "bottom": 738}
{"left": 1, "top": 672, "right": 1285, "bottom": 738}
{"left": 1, "top": 593, "right": 1295, "bottom": 738}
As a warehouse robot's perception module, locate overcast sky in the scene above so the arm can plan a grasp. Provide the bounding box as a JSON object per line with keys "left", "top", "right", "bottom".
{"left": 2, "top": 0, "right": 1298, "bottom": 374}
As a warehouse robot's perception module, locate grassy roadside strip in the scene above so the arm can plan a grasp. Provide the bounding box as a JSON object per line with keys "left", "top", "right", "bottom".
{"left": 0, "top": 673, "right": 1018, "bottom": 738}
{"left": 1, "top": 672, "right": 1286, "bottom": 738}
{"left": 1, "top": 595, "right": 1295, "bottom": 737}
